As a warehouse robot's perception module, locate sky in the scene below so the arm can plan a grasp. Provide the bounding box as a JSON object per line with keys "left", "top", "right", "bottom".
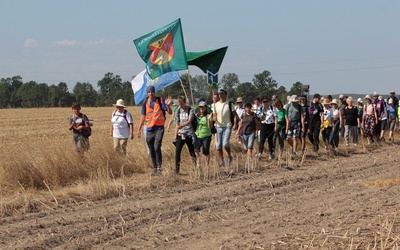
{"left": 0, "top": 0, "right": 399, "bottom": 96}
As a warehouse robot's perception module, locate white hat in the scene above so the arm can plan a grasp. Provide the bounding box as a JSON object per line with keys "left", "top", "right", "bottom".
{"left": 357, "top": 98, "right": 363, "bottom": 103}
{"left": 113, "top": 99, "right": 126, "bottom": 108}
{"left": 373, "top": 91, "right": 379, "bottom": 97}
{"left": 378, "top": 96, "right": 383, "bottom": 100}
{"left": 331, "top": 99, "right": 338, "bottom": 105}
{"left": 339, "top": 94, "right": 344, "bottom": 99}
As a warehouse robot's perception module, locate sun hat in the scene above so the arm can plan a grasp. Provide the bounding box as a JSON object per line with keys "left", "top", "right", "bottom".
{"left": 390, "top": 90, "right": 396, "bottom": 94}
{"left": 236, "top": 97, "right": 243, "bottom": 103}
{"left": 113, "top": 99, "right": 126, "bottom": 108}
{"left": 198, "top": 101, "right": 207, "bottom": 107}
{"left": 364, "top": 95, "right": 371, "bottom": 100}
{"left": 146, "top": 85, "right": 155, "bottom": 93}
{"left": 331, "top": 99, "right": 338, "bottom": 105}
{"left": 290, "top": 96, "right": 299, "bottom": 103}
{"left": 322, "top": 99, "right": 330, "bottom": 105}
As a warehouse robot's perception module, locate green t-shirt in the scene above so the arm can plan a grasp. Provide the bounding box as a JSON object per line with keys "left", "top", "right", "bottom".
{"left": 195, "top": 116, "right": 212, "bottom": 138}
{"left": 277, "top": 109, "right": 287, "bottom": 129}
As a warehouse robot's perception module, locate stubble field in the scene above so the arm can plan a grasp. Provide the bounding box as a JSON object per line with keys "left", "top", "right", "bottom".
{"left": 0, "top": 106, "right": 400, "bottom": 249}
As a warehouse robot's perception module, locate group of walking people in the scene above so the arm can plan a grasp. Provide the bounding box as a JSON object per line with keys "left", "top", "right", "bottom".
{"left": 68, "top": 86, "right": 399, "bottom": 175}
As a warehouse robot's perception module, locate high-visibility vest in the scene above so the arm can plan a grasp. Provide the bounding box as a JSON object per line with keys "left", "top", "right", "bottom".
{"left": 145, "top": 97, "right": 166, "bottom": 128}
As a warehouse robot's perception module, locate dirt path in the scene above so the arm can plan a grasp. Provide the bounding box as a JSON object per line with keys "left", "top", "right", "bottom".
{"left": 1, "top": 146, "right": 400, "bottom": 249}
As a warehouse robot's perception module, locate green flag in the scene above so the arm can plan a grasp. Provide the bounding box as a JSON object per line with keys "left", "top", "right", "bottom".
{"left": 134, "top": 19, "right": 188, "bottom": 79}
{"left": 186, "top": 46, "right": 228, "bottom": 73}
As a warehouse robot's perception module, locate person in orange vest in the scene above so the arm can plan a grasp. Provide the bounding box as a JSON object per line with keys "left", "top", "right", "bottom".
{"left": 137, "top": 85, "right": 173, "bottom": 174}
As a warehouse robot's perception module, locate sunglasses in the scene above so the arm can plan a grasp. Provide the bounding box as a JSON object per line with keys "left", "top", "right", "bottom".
{"left": 262, "top": 100, "right": 269, "bottom": 103}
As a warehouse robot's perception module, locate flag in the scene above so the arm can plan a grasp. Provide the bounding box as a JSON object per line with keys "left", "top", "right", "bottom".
{"left": 133, "top": 19, "right": 188, "bottom": 79}
{"left": 131, "top": 69, "right": 180, "bottom": 105}
{"left": 207, "top": 71, "right": 218, "bottom": 86}
{"left": 186, "top": 46, "right": 228, "bottom": 74}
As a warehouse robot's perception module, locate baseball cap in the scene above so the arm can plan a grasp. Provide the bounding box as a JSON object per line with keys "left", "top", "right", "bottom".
{"left": 236, "top": 97, "right": 243, "bottom": 103}
{"left": 198, "top": 101, "right": 207, "bottom": 107}
{"left": 313, "top": 93, "right": 321, "bottom": 99}
{"left": 146, "top": 85, "right": 155, "bottom": 93}
{"left": 357, "top": 98, "right": 363, "bottom": 103}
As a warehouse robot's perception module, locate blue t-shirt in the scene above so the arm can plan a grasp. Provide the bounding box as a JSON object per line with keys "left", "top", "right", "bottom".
{"left": 141, "top": 97, "right": 169, "bottom": 132}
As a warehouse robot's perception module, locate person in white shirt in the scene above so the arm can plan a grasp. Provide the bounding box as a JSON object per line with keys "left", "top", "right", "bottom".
{"left": 257, "top": 96, "right": 277, "bottom": 160}
{"left": 110, "top": 99, "right": 134, "bottom": 155}
{"left": 235, "top": 97, "right": 246, "bottom": 144}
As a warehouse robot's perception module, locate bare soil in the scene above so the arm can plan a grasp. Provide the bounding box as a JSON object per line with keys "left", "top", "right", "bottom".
{"left": 1, "top": 144, "right": 400, "bottom": 249}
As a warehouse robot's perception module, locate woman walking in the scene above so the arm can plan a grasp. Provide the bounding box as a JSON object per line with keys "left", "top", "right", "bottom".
{"left": 343, "top": 96, "right": 360, "bottom": 147}
{"left": 194, "top": 101, "right": 213, "bottom": 169}
{"left": 329, "top": 99, "right": 342, "bottom": 149}
{"left": 237, "top": 103, "right": 258, "bottom": 172}
{"left": 110, "top": 99, "right": 134, "bottom": 155}
{"left": 273, "top": 99, "right": 288, "bottom": 157}
{"left": 362, "top": 95, "right": 378, "bottom": 145}
{"left": 387, "top": 98, "right": 398, "bottom": 142}
{"left": 321, "top": 99, "right": 334, "bottom": 151}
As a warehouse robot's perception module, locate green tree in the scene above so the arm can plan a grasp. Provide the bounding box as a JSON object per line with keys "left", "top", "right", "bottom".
{"left": 120, "top": 81, "right": 133, "bottom": 106}
{"left": 191, "top": 75, "right": 210, "bottom": 100}
{"left": 287, "top": 81, "right": 303, "bottom": 97}
{"left": 252, "top": 70, "right": 277, "bottom": 98}
{"left": 57, "top": 82, "right": 72, "bottom": 107}
{"left": 10, "top": 76, "right": 23, "bottom": 108}
{"left": 0, "top": 78, "right": 11, "bottom": 108}
{"left": 73, "top": 82, "right": 98, "bottom": 107}
{"left": 235, "top": 82, "right": 257, "bottom": 103}
{"left": 220, "top": 73, "right": 240, "bottom": 101}
{"left": 275, "top": 86, "right": 288, "bottom": 102}
{"left": 96, "top": 72, "right": 124, "bottom": 106}
{"left": 48, "top": 85, "right": 59, "bottom": 107}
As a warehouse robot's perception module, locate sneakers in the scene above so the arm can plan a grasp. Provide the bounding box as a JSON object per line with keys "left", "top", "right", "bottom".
{"left": 152, "top": 167, "right": 161, "bottom": 175}
{"left": 345, "top": 143, "right": 349, "bottom": 147}
{"left": 256, "top": 153, "right": 262, "bottom": 159}
{"left": 354, "top": 143, "right": 358, "bottom": 147}
{"left": 227, "top": 156, "right": 233, "bottom": 166}
{"left": 268, "top": 153, "right": 275, "bottom": 161}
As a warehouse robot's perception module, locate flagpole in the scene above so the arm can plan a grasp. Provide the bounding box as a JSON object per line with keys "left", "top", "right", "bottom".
{"left": 187, "top": 69, "right": 195, "bottom": 106}
{"left": 179, "top": 78, "right": 189, "bottom": 103}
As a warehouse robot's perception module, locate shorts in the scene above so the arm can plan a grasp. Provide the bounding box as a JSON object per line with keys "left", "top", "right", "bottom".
{"left": 286, "top": 121, "right": 301, "bottom": 139}
{"left": 194, "top": 136, "right": 212, "bottom": 155}
{"left": 389, "top": 119, "right": 396, "bottom": 131}
{"left": 242, "top": 132, "right": 255, "bottom": 150}
{"left": 216, "top": 126, "right": 232, "bottom": 150}
{"left": 380, "top": 119, "right": 388, "bottom": 131}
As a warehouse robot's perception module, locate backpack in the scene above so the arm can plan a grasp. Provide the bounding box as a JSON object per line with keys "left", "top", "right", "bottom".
{"left": 80, "top": 113, "right": 93, "bottom": 137}
{"left": 112, "top": 109, "right": 128, "bottom": 124}
{"left": 177, "top": 107, "right": 198, "bottom": 131}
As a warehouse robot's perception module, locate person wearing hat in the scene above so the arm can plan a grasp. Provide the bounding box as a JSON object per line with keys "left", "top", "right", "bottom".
{"left": 213, "top": 89, "right": 237, "bottom": 167}
{"left": 389, "top": 90, "right": 399, "bottom": 108}
{"left": 321, "top": 99, "right": 334, "bottom": 151}
{"left": 194, "top": 101, "right": 213, "bottom": 169}
{"left": 286, "top": 96, "right": 305, "bottom": 155}
{"left": 308, "top": 93, "right": 324, "bottom": 152}
{"left": 329, "top": 99, "right": 342, "bottom": 149}
{"left": 387, "top": 98, "right": 398, "bottom": 142}
{"left": 110, "top": 99, "right": 134, "bottom": 155}
{"left": 343, "top": 96, "right": 360, "bottom": 147}
{"left": 234, "top": 97, "right": 246, "bottom": 145}
{"left": 68, "top": 102, "right": 91, "bottom": 152}
{"left": 372, "top": 92, "right": 384, "bottom": 139}
{"left": 137, "top": 85, "right": 173, "bottom": 174}
{"left": 362, "top": 95, "right": 378, "bottom": 145}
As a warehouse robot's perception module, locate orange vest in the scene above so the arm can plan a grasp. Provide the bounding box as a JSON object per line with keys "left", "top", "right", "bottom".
{"left": 145, "top": 97, "right": 166, "bottom": 128}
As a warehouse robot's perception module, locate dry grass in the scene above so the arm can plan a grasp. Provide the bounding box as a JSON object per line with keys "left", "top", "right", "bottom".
{"left": 0, "top": 106, "right": 398, "bottom": 217}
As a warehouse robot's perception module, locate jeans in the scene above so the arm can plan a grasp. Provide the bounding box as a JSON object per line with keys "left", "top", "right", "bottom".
{"left": 216, "top": 126, "right": 232, "bottom": 150}
{"left": 259, "top": 123, "right": 275, "bottom": 154}
{"left": 242, "top": 132, "right": 255, "bottom": 150}
{"left": 175, "top": 135, "right": 196, "bottom": 173}
{"left": 308, "top": 125, "right": 321, "bottom": 151}
{"left": 146, "top": 128, "right": 164, "bottom": 170}
{"left": 194, "top": 136, "right": 212, "bottom": 155}
{"left": 274, "top": 125, "right": 286, "bottom": 151}
{"left": 345, "top": 125, "right": 358, "bottom": 144}
{"left": 329, "top": 120, "right": 340, "bottom": 148}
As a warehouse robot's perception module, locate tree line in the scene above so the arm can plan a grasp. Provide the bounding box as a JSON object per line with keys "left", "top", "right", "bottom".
{"left": 0, "top": 70, "right": 305, "bottom": 109}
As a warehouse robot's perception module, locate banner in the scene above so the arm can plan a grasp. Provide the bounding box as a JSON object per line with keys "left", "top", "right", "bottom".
{"left": 186, "top": 46, "right": 228, "bottom": 74}
{"left": 133, "top": 19, "right": 188, "bottom": 79}
{"left": 132, "top": 70, "right": 180, "bottom": 105}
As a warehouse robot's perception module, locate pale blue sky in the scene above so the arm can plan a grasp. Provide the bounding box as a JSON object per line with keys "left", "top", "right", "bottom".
{"left": 0, "top": 0, "right": 399, "bottom": 95}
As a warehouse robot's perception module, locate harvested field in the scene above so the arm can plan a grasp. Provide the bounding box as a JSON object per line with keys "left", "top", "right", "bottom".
{"left": 1, "top": 107, "right": 400, "bottom": 249}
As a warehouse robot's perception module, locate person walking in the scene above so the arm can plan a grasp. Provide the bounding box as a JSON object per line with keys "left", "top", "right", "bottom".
{"left": 257, "top": 96, "right": 276, "bottom": 160}
{"left": 321, "top": 99, "right": 334, "bottom": 151}
{"left": 212, "top": 89, "right": 237, "bottom": 167}
{"left": 110, "top": 99, "right": 134, "bottom": 155}
{"left": 274, "top": 99, "right": 288, "bottom": 157}
{"left": 299, "top": 96, "right": 309, "bottom": 154}
{"left": 194, "top": 101, "right": 213, "bottom": 169}
{"left": 137, "top": 85, "right": 173, "bottom": 174}
{"left": 237, "top": 102, "right": 258, "bottom": 171}
{"left": 68, "top": 102, "right": 91, "bottom": 152}
{"left": 387, "top": 98, "right": 398, "bottom": 142}
{"left": 234, "top": 97, "right": 246, "bottom": 144}
{"left": 174, "top": 96, "right": 196, "bottom": 174}
{"left": 308, "top": 94, "right": 324, "bottom": 153}
{"left": 329, "top": 99, "right": 342, "bottom": 149}
{"left": 286, "top": 97, "right": 305, "bottom": 155}
{"left": 343, "top": 97, "right": 360, "bottom": 147}
{"left": 362, "top": 95, "right": 378, "bottom": 145}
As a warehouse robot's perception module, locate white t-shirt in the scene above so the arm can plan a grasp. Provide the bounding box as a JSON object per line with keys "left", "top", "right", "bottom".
{"left": 323, "top": 108, "right": 334, "bottom": 126}
{"left": 260, "top": 104, "right": 276, "bottom": 124}
{"left": 213, "top": 101, "right": 234, "bottom": 128}
{"left": 235, "top": 105, "right": 246, "bottom": 120}
{"left": 111, "top": 110, "right": 133, "bottom": 138}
